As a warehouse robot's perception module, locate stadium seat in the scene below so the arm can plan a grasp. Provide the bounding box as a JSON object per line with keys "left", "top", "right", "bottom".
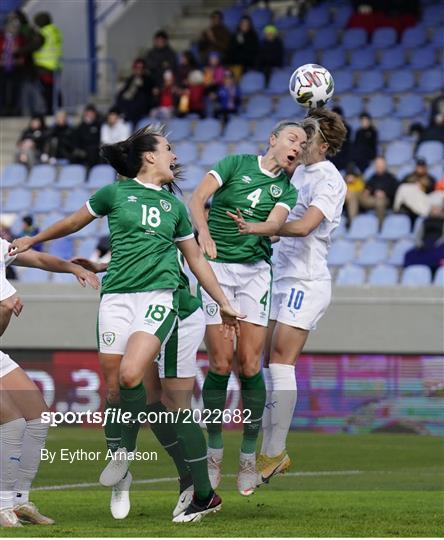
{"left": 332, "top": 4, "right": 353, "bottom": 27}
{"left": 244, "top": 95, "right": 273, "bottom": 119}
{"left": 52, "top": 273, "right": 78, "bottom": 284}
{"left": 199, "top": 142, "right": 228, "bottom": 168}
{"left": 19, "top": 267, "right": 50, "bottom": 283}
{"left": 386, "top": 70, "right": 415, "bottom": 93}
{"left": 331, "top": 219, "right": 347, "bottom": 241}
{"left": 410, "top": 46, "right": 436, "bottom": 69}
{"left": 342, "top": 28, "right": 367, "bottom": 49}
{"left": 396, "top": 95, "right": 424, "bottom": 118}
{"left": 433, "top": 266, "right": 444, "bottom": 286}
{"left": 368, "top": 264, "right": 399, "bottom": 285}
{"left": 274, "top": 95, "right": 300, "bottom": 120}
{"left": 61, "top": 188, "right": 90, "bottom": 213}
{"left": 366, "top": 95, "right": 394, "bottom": 119}
{"left": 74, "top": 238, "right": 97, "bottom": 258}
{"left": 251, "top": 118, "right": 277, "bottom": 142}
{"left": 327, "top": 239, "right": 355, "bottom": 267}
{"left": 347, "top": 214, "right": 379, "bottom": 241}
{"left": 283, "top": 30, "right": 309, "bottom": 51}
{"left": 239, "top": 71, "right": 266, "bottom": 95}
{"left": 333, "top": 70, "right": 354, "bottom": 93}
{"left": 430, "top": 26, "right": 444, "bottom": 47}
{"left": 337, "top": 95, "right": 363, "bottom": 118}
{"left": 312, "top": 27, "right": 338, "bottom": 49}
{"left": 250, "top": 7, "right": 272, "bottom": 29}
{"left": 275, "top": 15, "right": 300, "bottom": 31}
{"left": 372, "top": 27, "right": 397, "bottom": 48}
{"left": 33, "top": 188, "right": 62, "bottom": 212}
{"left": 183, "top": 164, "right": 205, "bottom": 191}
{"left": 417, "top": 69, "right": 444, "bottom": 93}
{"left": 222, "top": 5, "right": 243, "bottom": 31}
{"left": 336, "top": 264, "right": 366, "bottom": 285}
{"left": 290, "top": 50, "right": 319, "bottom": 71}
{"left": 416, "top": 141, "right": 444, "bottom": 166}
{"left": 319, "top": 47, "right": 347, "bottom": 71}
{"left": 27, "top": 164, "right": 56, "bottom": 188}
{"left": 423, "top": 4, "right": 444, "bottom": 25}
{"left": 174, "top": 141, "right": 197, "bottom": 165}
{"left": 305, "top": 5, "right": 330, "bottom": 27}
{"left": 401, "top": 26, "right": 428, "bottom": 48}
{"left": 385, "top": 141, "right": 414, "bottom": 167}
{"left": 429, "top": 163, "right": 444, "bottom": 180}
{"left": 379, "top": 214, "right": 411, "bottom": 240}
{"left": 4, "top": 188, "right": 32, "bottom": 212}
{"left": 235, "top": 141, "right": 259, "bottom": 155}
{"left": 167, "top": 118, "right": 192, "bottom": 142}
{"left": 377, "top": 118, "right": 403, "bottom": 143}
{"left": 1, "top": 164, "right": 27, "bottom": 187}
{"left": 48, "top": 237, "right": 74, "bottom": 259}
{"left": 401, "top": 265, "right": 432, "bottom": 286}
{"left": 222, "top": 117, "right": 250, "bottom": 142}
{"left": 192, "top": 118, "right": 222, "bottom": 143}
{"left": 87, "top": 164, "right": 115, "bottom": 188}
{"left": 388, "top": 238, "right": 415, "bottom": 266}
{"left": 356, "top": 240, "right": 388, "bottom": 266}
{"left": 265, "top": 69, "right": 292, "bottom": 95}
{"left": 379, "top": 47, "right": 405, "bottom": 69}
{"left": 349, "top": 48, "right": 376, "bottom": 70}
{"left": 56, "top": 164, "right": 87, "bottom": 189}
{"left": 356, "top": 70, "right": 385, "bottom": 93}
{"left": 135, "top": 116, "right": 149, "bottom": 131}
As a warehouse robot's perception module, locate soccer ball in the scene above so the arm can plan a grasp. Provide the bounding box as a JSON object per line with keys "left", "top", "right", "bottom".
{"left": 289, "top": 64, "right": 334, "bottom": 108}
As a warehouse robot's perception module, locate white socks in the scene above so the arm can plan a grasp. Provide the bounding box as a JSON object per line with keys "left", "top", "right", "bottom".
{"left": 14, "top": 418, "right": 49, "bottom": 505}
{"left": 260, "top": 368, "right": 273, "bottom": 455}
{"left": 0, "top": 418, "right": 26, "bottom": 510}
{"left": 267, "top": 364, "right": 298, "bottom": 458}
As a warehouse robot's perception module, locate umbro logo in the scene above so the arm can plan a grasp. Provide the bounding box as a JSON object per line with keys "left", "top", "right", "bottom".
{"left": 127, "top": 195, "right": 138, "bottom": 203}
{"left": 241, "top": 175, "right": 252, "bottom": 184}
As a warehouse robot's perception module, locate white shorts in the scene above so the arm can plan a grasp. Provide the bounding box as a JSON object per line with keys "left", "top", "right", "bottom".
{"left": 98, "top": 290, "right": 177, "bottom": 354}
{"left": 0, "top": 351, "right": 19, "bottom": 379}
{"left": 270, "top": 278, "right": 331, "bottom": 331}
{"left": 200, "top": 260, "right": 272, "bottom": 326}
{"left": 157, "top": 308, "right": 205, "bottom": 379}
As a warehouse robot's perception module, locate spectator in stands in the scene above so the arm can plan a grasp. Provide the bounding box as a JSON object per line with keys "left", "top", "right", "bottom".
{"left": 228, "top": 15, "right": 259, "bottom": 76}
{"left": 213, "top": 69, "right": 241, "bottom": 125}
{"left": 394, "top": 176, "right": 444, "bottom": 226}
{"left": 33, "top": 12, "right": 62, "bottom": 114}
{"left": 198, "top": 10, "right": 231, "bottom": 64}
{"left": 21, "top": 215, "right": 43, "bottom": 252}
{"left": 100, "top": 107, "right": 131, "bottom": 145}
{"left": 115, "top": 58, "right": 155, "bottom": 126}
{"left": 351, "top": 112, "right": 378, "bottom": 173}
{"left": 429, "top": 88, "right": 444, "bottom": 125}
{"left": 203, "top": 51, "right": 225, "bottom": 93}
{"left": 401, "top": 158, "right": 436, "bottom": 194}
{"left": 15, "top": 114, "right": 48, "bottom": 167}
{"left": 176, "top": 50, "right": 199, "bottom": 88}
{"left": 150, "top": 69, "right": 179, "bottom": 119}
{"left": 404, "top": 215, "right": 444, "bottom": 273}
{"left": 44, "top": 110, "right": 74, "bottom": 163}
{"left": 177, "top": 69, "right": 206, "bottom": 118}
{"left": 353, "top": 156, "right": 398, "bottom": 226}
{"left": 71, "top": 104, "right": 102, "bottom": 169}
{"left": 420, "top": 113, "right": 444, "bottom": 144}
{"left": 257, "top": 25, "right": 284, "bottom": 85}
{"left": 343, "top": 162, "right": 365, "bottom": 225}
{"left": 145, "top": 30, "right": 177, "bottom": 87}
{"left": 331, "top": 106, "right": 351, "bottom": 171}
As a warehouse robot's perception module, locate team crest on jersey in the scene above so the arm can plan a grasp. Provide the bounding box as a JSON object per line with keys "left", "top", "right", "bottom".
{"left": 206, "top": 303, "right": 218, "bottom": 317}
{"left": 160, "top": 199, "right": 171, "bottom": 212}
{"left": 102, "top": 332, "right": 116, "bottom": 346}
{"left": 127, "top": 195, "right": 138, "bottom": 203}
{"left": 241, "top": 175, "right": 252, "bottom": 184}
{"left": 270, "top": 184, "right": 282, "bottom": 198}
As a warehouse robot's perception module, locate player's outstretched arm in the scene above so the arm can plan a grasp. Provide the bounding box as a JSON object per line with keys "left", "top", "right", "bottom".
{"left": 70, "top": 258, "right": 108, "bottom": 274}
{"left": 227, "top": 205, "right": 290, "bottom": 236}
{"left": 277, "top": 206, "right": 325, "bottom": 237}
{"left": 9, "top": 206, "right": 95, "bottom": 255}
{"left": 14, "top": 250, "right": 100, "bottom": 289}
{"left": 188, "top": 173, "right": 219, "bottom": 259}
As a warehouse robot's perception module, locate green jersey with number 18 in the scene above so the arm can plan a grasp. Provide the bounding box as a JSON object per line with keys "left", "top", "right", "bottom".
{"left": 208, "top": 154, "right": 297, "bottom": 264}
{"left": 87, "top": 179, "right": 194, "bottom": 295}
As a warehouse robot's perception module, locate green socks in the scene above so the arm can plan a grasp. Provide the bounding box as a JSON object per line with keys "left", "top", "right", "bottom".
{"left": 119, "top": 382, "right": 146, "bottom": 452}
{"left": 202, "top": 371, "right": 230, "bottom": 449}
{"left": 175, "top": 410, "right": 212, "bottom": 500}
{"left": 240, "top": 371, "right": 266, "bottom": 454}
{"left": 104, "top": 400, "right": 121, "bottom": 453}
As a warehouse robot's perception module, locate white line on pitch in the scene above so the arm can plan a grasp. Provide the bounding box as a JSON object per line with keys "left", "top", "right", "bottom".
{"left": 34, "top": 470, "right": 363, "bottom": 492}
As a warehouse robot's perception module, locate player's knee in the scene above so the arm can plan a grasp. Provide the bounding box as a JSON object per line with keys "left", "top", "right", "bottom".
{"left": 210, "top": 361, "right": 232, "bottom": 376}
{"left": 119, "top": 370, "right": 141, "bottom": 389}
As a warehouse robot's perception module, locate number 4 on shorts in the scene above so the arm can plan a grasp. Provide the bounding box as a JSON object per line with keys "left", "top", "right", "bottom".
{"left": 260, "top": 290, "right": 268, "bottom": 310}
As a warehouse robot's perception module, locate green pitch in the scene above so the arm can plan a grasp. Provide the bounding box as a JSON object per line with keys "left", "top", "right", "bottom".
{"left": 3, "top": 427, "right": 443, "bottom": 537}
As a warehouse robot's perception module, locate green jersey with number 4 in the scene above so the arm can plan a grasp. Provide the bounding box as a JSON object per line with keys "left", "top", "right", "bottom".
{"left": 87, "top": 179, "right": 194, "bottom": 295}
{"left": 208, "top": 154, "right": 297, "bottom": 263}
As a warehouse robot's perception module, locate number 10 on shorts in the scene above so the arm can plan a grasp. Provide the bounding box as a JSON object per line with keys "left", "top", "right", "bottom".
{"left": 288, "top": 289, "right": 304, "bottom": 310}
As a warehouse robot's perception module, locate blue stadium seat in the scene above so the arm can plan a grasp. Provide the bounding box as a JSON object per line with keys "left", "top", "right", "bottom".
{"left": 356, "top": 240, "right": 388, "bottom": 266}
{"left": 27, "top": 164, "right": 56, "bottom": 188}
{"left": 395, "top": 162, "right": 416, "bottom": 182}
{"left": 252, "top": 118, "right": 277, "bottom": 142}
{"left": 388, "top": 238, "right": 415, "bottom": 265}
{"left": 396, "top": 94, "right": 424, "bottom": 118}
{"left": 275, "top": 15, "right": 300, "bottom": 31}
{"left": 401, "top": 26, "right": 427, "bottom": 48}
{"left": 423, "top": 4, "right": 444, "bottom": 25}
{"left": 372, "top": 27, "right": 397, "bottom": 48}
{"left": 433, "top": 266, "right": 444, "bottom": 286}
{"left": 40, "top": 212, "right": 64, "bottom": 230}
{"left": 62, "top": 188, "right": 90, "bottom": 213}
{"left": 192, "top": 118, "right": 222, "bottom": 143}
{"left": 265, "top": 69, "right": 292, "bottom": 95}
{"left": 199, "top": 142, "right": 228, "bottom": 168}
{"left": 222, "top": 117, "right": 250, "bottom": 142}
{"left": 20, "top": 267, "right": 50, "bottom": 283}
{"left": 377, "top": 118, "right": 403, "bottom": 143}
{"left": 386, "top": 141, "right": 414, "bottom": 167}
{"left": 74, "top": 238, "right": 97, "bottom": 258}
{"left": 349, "top": 48, "right": 376, "bottom": 69}
{"left": 305, "top": 5, "right": 331, "bottom": 28}
{"left": 174, "top": 141, "right": 197, "bottom": 165}
{"left": 333, "top": 70, "right": 354, "bottom": 93}
{"left": 429, "top": 163, "right": 444, "bottom": 180}
{"left": 416, "top": 141, "right": 444, "bottom": 166}
{"left": 401, "top": 265, "right": 432, "bottom": 286}
{"left": 379, "top": 214, "right": 411, "bottom": 240}
{"left": 222, "top": 5, "right": 243, "bottom": 31}
{"left": 235, "top": 141, "right": 259, "bottom": 155}
{"left": 56, "top": 164, "right": 86, "bottom": 189}
{"left": 386, "top": 70, "right": 415, "bottom": 93}
{"left": 250, "top": 8, "right": 273, "bottom": 29}
{"left": 135, "top": 116, "right": 149, "bottom": 131}
{"left": 87, "top": 164, "right": 115, "bottom": 188}
{"left": 379, "top": 46, "right": 405, "bottom": 69}
{"left": 167, "top": 118, "right": 192, "bottom": 142}
{"left": 1, "top": 164, "right": 27, "bottom": 187}
{"left": 368, "top": 265, "right": 399, "bottom": 285}
{"left": 183, "top": 164, "right": 205, "bottom": 191}
{"left": 312, "top": 27, "right": 338, "bottom": 49}
{"left": 417, "top": 69, "right": 444, "bottom": 93}
{"left": 4, "top": 188, "right": 32, "bottom": 212}
{"left": 366, "top": 95, "right": 393, "bottom": 119}
{"left": 356, "top": 70, "right": 385, "bottom": 93}
{"left": 244, "top": 95, "right": 273, "bottom": 119}
{"left": 52, "top": 273, "right": 78, "bottom": 284}
{"left": 337, "top": 95, "right": 363, "bottom": 118}
{"left": 336, "top": 264, "right": 366, "bottom": 285}
{"left": 239, "top": 71, "right": 266, "bottom": 95}
{"left": 332, "top": 4, "right": 353, "bottom": 26}
{"left": 347, "top": 214, "right": 379, "bottom": 241}
{"left": 283, "top": 30, "right": 309, "bottom": 51}
{"left": 342, "top": 28, "right": 367, "bottom": 49}
{"left": 290, "top": 49, "right": 318, "bottom": 68}
{"left": 48, "top": 237, "right": 74, "bottom": 259}
{"left": 320, "top": 47, "right": 347, "bottom": 71}
{"left": 274, "top": 95, "right": 300, "bottom": 120}
{"left": 410, "top": 46, "right": 436, "bottom": 69}
{"left": 327, "top": 239, "right": 355, "bottom": 267}
{"left": 33, "top": 188, "right": 62, "bottom": 212}
{"left": 430, "top": 26, "right": 444, "bottom": 47}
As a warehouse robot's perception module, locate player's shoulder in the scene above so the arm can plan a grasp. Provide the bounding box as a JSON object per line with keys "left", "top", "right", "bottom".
{"left": 310, "top": 160, "right": 345, "bottom": 190}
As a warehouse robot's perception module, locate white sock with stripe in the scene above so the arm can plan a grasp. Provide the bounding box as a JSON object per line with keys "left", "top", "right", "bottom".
{"left": 0, "top": 418, "right": 26, "bottom": 510}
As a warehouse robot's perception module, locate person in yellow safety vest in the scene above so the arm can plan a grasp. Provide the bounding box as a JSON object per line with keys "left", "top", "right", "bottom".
{"left": 33, "top": 12, "right": 62, "bottom": 114}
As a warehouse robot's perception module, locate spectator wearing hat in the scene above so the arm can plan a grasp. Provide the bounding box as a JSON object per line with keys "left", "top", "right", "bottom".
{"left": 401, "top": 158, "right": 436, "bottom": 194}
{"left": 351, "top": 112, "right": 378, "bottom": 173}
{"left": 198, "top": 10, "right": 232, "bottom": 64}
{"left": 145, "top": 30, "right": 177, "bottom": 87}
{"left": 257, "top": 25, "right": 284, "bottom": 85}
